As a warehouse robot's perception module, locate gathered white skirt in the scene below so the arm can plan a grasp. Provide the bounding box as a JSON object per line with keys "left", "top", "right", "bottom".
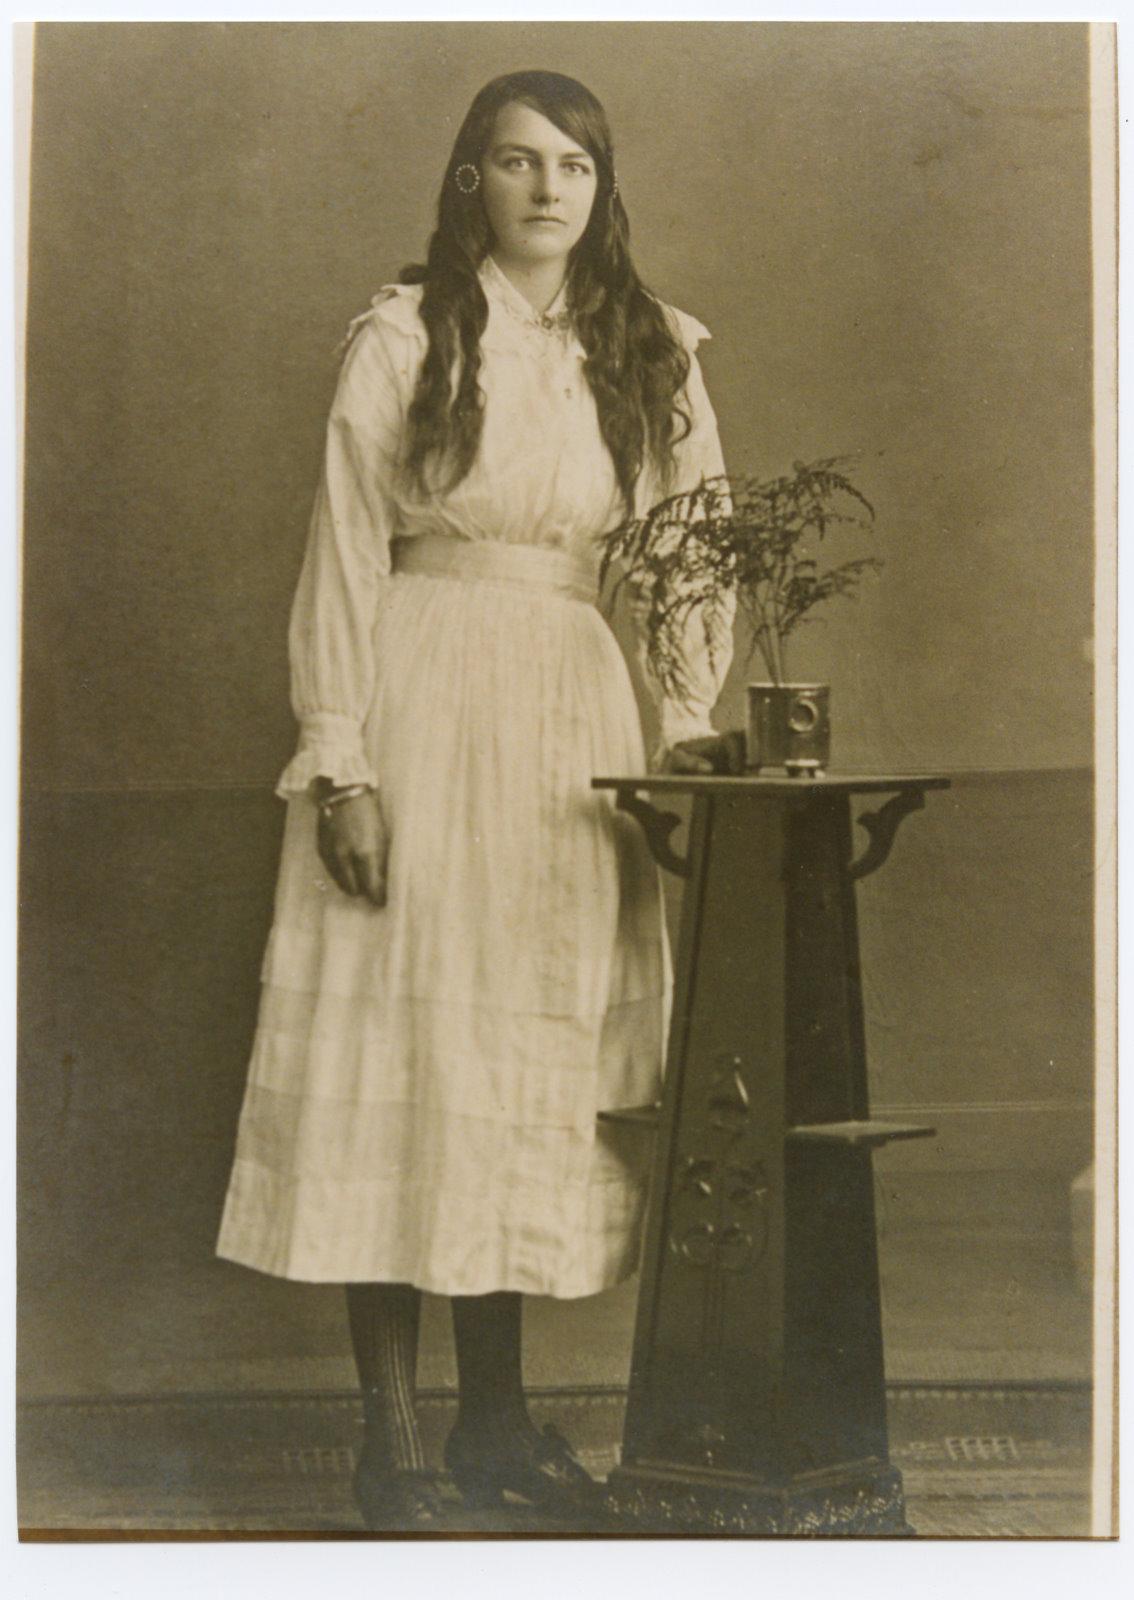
{"left": 216, "top": 538, "right": 668, "bottom": 1297}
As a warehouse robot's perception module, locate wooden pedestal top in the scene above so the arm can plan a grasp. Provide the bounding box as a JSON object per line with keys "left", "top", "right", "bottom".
{"left": 593, "top": 772, "right": 952, "bottom": 797}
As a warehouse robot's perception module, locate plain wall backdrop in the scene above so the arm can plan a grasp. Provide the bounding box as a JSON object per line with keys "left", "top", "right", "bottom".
{"left": 23, "top": 20, "right": 1092, "bottom": 793}
{"left": 19, "top": 21, "right": 1095, "bottom": 1409}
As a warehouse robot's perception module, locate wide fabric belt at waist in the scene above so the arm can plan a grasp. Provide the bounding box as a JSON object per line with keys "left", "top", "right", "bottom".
{"left": 390, "top": 534, "right": 599, "bottom": 606}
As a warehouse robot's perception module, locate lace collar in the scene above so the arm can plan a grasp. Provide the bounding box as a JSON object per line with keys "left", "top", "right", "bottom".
{"left": 479, "top": 254, "right": 575, "bottom": 340}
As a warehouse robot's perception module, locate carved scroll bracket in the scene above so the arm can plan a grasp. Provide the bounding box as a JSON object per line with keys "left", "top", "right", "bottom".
{"left": 616, "top": 790, "right": 690, "bottom": 878}
{"left": 849, "top": 787, "right": 926, "bottom": 881}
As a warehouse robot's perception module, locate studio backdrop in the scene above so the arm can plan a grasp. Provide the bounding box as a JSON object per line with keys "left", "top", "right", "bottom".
{"left": 20, "top": 22, "right": 1094, "bottom": 1406}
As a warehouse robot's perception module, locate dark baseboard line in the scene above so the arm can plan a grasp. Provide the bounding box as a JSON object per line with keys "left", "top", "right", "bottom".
{"left": 22, "top": 766, "right": 1094, "bottom": 801}
{"left": 18, "top": 1376, "right": 1092, "bottom": 1413}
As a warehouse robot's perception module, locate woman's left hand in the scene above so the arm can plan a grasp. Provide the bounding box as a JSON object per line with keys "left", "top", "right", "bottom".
{"left": 663, "top": 731, "right": 746, "bottom": 775}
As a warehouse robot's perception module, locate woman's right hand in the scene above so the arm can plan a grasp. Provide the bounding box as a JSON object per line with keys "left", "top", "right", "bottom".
{"left": 314, "top": 786, "right": 390, "bottom": 907}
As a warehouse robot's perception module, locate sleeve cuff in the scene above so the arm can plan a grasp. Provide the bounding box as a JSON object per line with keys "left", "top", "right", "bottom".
{"left": 275, "top": 712, "right": 379, "bottom": 800}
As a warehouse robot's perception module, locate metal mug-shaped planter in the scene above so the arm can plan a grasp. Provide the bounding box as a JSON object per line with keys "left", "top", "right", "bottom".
{"left": 746, "top": 683, "right": 830, "bottom": 777}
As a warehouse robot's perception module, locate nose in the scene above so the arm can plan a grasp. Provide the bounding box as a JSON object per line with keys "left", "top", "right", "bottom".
{"left": 532, "top": 163, "right": 559, "bottom": 204}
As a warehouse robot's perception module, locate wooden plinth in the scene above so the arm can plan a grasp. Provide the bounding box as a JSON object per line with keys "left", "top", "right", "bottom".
{"left": 594, "top": 773, "right": 948, "bottom": 1537}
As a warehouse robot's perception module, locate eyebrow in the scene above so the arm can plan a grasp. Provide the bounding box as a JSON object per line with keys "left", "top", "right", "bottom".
{"left": 491, "top": 142, "right": 593, "bottom": 161}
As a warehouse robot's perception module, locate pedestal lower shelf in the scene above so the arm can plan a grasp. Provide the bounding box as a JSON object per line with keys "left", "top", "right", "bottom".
{"left": 598, "top": 1106, "right": 936, "bottom": 1151}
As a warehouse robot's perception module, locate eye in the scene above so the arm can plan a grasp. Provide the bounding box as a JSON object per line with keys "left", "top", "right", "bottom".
{"left": 503, "top": 156, "right": 530, "bottom": 171}
{"left": 564, "top": 161, "right": 593, "bottom": 176}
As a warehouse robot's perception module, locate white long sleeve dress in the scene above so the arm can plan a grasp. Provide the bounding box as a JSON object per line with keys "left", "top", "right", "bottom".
{"left": 216, "top": 255, "right": 733, "bottom": 1297}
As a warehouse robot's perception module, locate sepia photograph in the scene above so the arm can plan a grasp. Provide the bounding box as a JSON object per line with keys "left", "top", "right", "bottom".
{"left": 14, "top": 15, "right": 1116, "bottom": 1550}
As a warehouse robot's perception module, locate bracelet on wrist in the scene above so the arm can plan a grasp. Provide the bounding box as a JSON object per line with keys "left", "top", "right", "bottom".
{"left": 317, "top": 783, "right": 373, "bottom": 818}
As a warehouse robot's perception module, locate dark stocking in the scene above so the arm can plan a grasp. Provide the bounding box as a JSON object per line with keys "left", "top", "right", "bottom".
{"left": 450, "top": 1290, "right": 541, "bottom": 1453}
{"left": 346, "top": 1282, "right": 425, "bottom": 1474}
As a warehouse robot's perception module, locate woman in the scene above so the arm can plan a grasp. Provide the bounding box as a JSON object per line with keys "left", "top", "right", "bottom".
{"left": 217, "top": 69, "right": 736, "bottom": 1530}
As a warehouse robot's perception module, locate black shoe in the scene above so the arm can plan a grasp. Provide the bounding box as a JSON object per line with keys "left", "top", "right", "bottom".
{"left": 352, "top": 1451, "right": 444, "bottom": 1532}
{"left": 444, "top": 1421, "right": 602, "bottom": 1519}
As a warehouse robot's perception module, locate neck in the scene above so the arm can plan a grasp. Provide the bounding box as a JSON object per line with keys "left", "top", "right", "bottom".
{"left": 488, "top": 251, "right": 568, "bottom": 317}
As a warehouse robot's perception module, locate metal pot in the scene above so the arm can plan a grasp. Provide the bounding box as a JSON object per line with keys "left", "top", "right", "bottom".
{"left": 746, "top": 683, "right": 831, "bottom": 776}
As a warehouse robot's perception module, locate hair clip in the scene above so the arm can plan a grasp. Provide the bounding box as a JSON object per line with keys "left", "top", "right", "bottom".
{"left": 455, "top": 163, "right": 481, "bottom": 195}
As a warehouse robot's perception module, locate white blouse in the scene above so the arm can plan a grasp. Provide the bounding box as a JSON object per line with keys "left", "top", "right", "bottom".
{"left": 278, "top": 254, "right": 734, "bottom": 798}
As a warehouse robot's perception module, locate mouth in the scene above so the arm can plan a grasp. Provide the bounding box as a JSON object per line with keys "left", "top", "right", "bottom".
{"left": 525, "top": 216, "right": 566, "bottom": 225}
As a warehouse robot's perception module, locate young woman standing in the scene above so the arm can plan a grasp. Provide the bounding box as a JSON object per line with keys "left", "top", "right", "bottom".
{"left": 217, "top": 69, "right": 735, "bottom": 1530}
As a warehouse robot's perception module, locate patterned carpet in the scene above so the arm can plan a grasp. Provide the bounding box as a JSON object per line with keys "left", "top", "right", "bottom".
{"left": 18, "top": 1381, "right": 1091, "bottom": 1539}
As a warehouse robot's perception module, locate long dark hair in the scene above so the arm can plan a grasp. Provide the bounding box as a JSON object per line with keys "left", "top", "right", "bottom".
{"left": 399, "top": 69, "right": 692, "bottom": 511}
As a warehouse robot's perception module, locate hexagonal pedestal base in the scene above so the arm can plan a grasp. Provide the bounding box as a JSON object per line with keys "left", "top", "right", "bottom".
{"left": 604, "top": 1460, "right": 913, "bottom": 1537}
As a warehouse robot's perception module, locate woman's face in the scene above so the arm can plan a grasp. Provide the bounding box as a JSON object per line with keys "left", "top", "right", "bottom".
{"left": 479, "top": 101, "right": 599, "bottom": 272}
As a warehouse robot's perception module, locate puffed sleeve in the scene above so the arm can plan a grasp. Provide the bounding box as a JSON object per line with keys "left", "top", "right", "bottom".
{"left": 275, "top": 289, "right": 422, "bottom": 799}
{"left": 632, "top": 307, "right": 736, "bottom": 763}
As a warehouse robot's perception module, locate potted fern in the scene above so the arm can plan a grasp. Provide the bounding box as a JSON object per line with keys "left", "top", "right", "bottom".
{"left": 601, "top": 459, "right": 879, "bottom": 775}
